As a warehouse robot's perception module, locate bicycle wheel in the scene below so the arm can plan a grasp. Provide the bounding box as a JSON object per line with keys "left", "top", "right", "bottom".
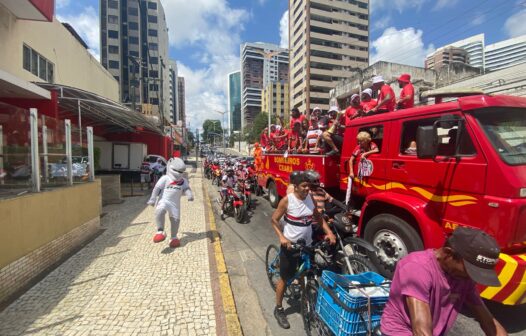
{"left": 265, "top": 244, "right": 280, "bottom": 291}
{"left": 301, "top": 279, "right": 331, "bottom": 336}
{"left": 343, "top": 254, "right": 378, "bottom": 275}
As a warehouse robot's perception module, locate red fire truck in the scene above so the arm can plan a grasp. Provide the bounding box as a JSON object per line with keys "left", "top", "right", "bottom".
{"left": 257, "top": 92, "right": 526, "bottom": 305}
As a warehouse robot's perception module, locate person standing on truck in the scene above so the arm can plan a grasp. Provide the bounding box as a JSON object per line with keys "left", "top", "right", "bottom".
{"left": 289, "top": 107, "right": 305, "bottom": 129}
{"left": 321, "top": 106, "right": 345, "bottom": 156}
{"left": 304, "top": 120, "right": 323, "bottom": 154}
{"left": 287, "top": 122, "right": 303, "bottom": 153}
{"left": 361, "top": 88, "right": 377, "bottom": 113}
{"left": 380, "top": 227, "right": 507, "bottom": 336}
{"left": 345, "top": 94, "right": 366, "bottom": 126}
{"left": 370, "top": 75, "right": 396, "bottom": 113}
{"left": 348, "top": 131, "right": 379, "bottom": 180}
{"left": 271, "top": 171, "right": 336, "bottom": 329}
{"left": 396, "top": 73, "right": 415, "bottom": 110}
{"left": 260, "top": 127, "right": 270, "bottom": 151}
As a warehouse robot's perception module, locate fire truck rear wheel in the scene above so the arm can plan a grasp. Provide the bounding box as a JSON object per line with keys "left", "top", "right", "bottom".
{"left": 268, "top": 181, "right": 280, "bottom": 208}
{"left": 364, "top": 214, "right": 423, "bottom": 278}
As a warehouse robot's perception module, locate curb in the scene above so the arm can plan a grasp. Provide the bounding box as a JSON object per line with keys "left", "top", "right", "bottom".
{"left": 203, "top": 178, "right": 243, "bottom": 336}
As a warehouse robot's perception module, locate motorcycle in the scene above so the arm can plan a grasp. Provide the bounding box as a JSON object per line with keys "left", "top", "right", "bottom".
{"left": 211, "top": 167, "right": 222, "bottom": 186}
{"left": 237, "top": 178, "right": 252, "bottom": 209}
{"left": 220, "top": 186, "right": 247, "bottom": 223}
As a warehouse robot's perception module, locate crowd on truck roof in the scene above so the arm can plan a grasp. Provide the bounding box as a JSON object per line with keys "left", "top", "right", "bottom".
{"left": 258, "top": 73, "right": 415, "bottom": 156}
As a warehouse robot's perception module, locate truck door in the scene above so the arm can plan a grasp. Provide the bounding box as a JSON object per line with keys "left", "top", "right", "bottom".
{"left": 113, "top": 144, "right": 130, "bottom": 169}
{"left": 388, "top": 113, "right": 487, "bottom": 232}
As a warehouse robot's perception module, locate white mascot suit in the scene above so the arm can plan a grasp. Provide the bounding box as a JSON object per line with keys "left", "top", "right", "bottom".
{"left": 147, "top": 157, "right": 193, "bottom": 248}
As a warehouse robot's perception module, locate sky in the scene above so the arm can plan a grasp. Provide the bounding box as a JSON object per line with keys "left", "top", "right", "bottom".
{"left": 55, "top": 0, "right": 526, "bottom": 133}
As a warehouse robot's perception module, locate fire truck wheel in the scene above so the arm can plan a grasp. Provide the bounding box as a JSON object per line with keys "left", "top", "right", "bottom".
{"left": 364, "top": 214, "right": 423, "bottom": 278}
{"left": 268, "top": 181, "right": 280, "bottom": 208}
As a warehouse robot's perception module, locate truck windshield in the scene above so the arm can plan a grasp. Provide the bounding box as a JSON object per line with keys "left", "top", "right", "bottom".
{"left": 473, "top": 108, "right": 526, "bottom": 165}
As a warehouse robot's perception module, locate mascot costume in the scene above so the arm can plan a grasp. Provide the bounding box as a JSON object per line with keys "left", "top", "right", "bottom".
{"left": 147, "top": 157, "right": 193, "bottom": 248}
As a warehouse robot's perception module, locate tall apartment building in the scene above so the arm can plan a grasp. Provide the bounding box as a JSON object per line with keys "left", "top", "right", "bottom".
{"left": 425, "top": 46, "right": 469, "bottom": 71}
{"left": 426, "top": 34, "right": 485, "bottom": 70}
{"left": 228, "top": 71, "right": 242, "bottom": 133}
{"left": 485, "top": 35, "right": 526, "bottom": 72}
{"left": 240, "top": 42, "right": 288, "bottom": 131}
{"left": 100, "top": 0, "right": 170, "bottom": 122}
{"left": 168, "top": 59, "right": 178, "bottom": 124}
{"left": 289, "top": 0, "right": 369, "bottom": 113}
{"left": 177, "top": 76, "right": 186, "bottom": 126}
{"left": 261, "top": 81, "right": 290, "bottom": 122}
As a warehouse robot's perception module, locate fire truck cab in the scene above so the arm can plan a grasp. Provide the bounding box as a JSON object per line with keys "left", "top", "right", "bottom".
{"left": 257, "top": 92, "right": 526, "bottom": 305}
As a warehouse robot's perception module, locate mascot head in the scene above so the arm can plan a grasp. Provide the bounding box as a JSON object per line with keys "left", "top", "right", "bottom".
{"left": 166, "top": 157, "right": 186, "bottom": 180}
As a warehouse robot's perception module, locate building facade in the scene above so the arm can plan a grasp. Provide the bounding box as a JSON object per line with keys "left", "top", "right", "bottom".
{"left": 100, "top": 0, "right": 170, "bottom": 122}
{"left": 425, "top": 46, "right": 469, "bottom": 71}
{"left": 426, "top": 34, "right": 485, "bottom": 70}
{"left": 485, "top": 35, "right": 526, "bottom": 72}
{"left": 228, "top": 71, "right": 242, "bottom": 133}
{"left": 261, "top": 81, "right": 290, "bottom": 122}
{"left": 240, "top": 42, "right": 288, "bottom": 131}
{"left": 168, "top": 59, "right": 178, "bottom": 124}
{"left": 177, "top": 76, "right": 185, "bottom": 126}
{"left": 289, "top": 0, "right": 369, "bottom": 113}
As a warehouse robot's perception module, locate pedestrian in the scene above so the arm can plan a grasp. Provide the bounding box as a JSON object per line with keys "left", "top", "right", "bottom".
{"left": 381, "top": 227, "right": 507, "bottom": 336}
{"left": 370, "top": 75, "right": 396, "bottom": 113}
{"left": 271, "top": 171, "right": 336, "bottom": 329}
{"left": 147, "top": 158, "right": 194, "bottom": 248}
{"left": 396, "top": 73, "right": 415, "bottom": 109}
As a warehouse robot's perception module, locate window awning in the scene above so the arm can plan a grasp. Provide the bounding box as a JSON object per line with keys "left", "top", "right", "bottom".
{"left": 36, "top": 82, "right": 163, "bottom": 135}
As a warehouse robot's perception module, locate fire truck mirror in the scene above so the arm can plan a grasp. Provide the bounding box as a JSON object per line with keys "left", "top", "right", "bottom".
{"left": 416, "top": 125, "right": 438, "bottom": 159}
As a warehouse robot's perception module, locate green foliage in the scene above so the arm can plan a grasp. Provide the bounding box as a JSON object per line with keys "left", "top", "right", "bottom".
{"left": 247, "top": 112, "right": 276, "bottom": 143}
{"left": 94, "top": 147, "right": 101, "bottom": 170}
{"left": 202, "top": 119, "right": 223, "bottom": 145}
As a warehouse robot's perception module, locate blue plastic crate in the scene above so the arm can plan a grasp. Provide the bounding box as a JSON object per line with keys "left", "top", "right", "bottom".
{"left": 316, "top": 271, "right": 390, "bottom": 336}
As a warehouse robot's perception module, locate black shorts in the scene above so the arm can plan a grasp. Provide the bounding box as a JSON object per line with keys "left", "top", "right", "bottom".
{"left": 332, "top": 134, "right": 343, "bottom": 147}
{"left": 279, "top": 247, "right": 301, "bottom": 281}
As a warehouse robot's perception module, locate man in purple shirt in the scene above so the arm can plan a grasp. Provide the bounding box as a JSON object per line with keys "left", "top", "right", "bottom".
{"left": 381, "top": 227, "right": 508, "bottom": 336}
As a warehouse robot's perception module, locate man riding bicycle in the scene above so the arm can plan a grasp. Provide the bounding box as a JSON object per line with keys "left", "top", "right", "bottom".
{"left": 271, "top": 170, "right": 336, "bottom": 329}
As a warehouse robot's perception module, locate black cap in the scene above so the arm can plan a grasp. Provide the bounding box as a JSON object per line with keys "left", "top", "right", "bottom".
{"left": 449, "top": 227, "right": 501, "bottom": 287}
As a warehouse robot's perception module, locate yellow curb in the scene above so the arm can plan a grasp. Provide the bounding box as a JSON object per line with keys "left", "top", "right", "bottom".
{"left": 205, "top": 185, "right": 243, "bottom": 336}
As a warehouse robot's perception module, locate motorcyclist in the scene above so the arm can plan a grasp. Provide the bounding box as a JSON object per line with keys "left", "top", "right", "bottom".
{"left": 220, "top": 167, "right": 238, "bottom": 218}
{"left": 304, "top": 170, "right": 346, "bottom": 218}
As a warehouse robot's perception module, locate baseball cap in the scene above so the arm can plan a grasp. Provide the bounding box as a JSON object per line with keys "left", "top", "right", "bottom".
{"left": 372, "top": 75, "right": 384, "bottom": 84}
{"left": 361, "top": 88, "right": 373, "bottom": 97}
{"left": 328, "top": 106, "right": 339, "bottom": 113}
{"left": 449, "top": 227, "right": 501, "bottom": 287}
{"left": 313, "top": 106, "right": 321, "bottom": 111}
{"left": 350, "top": 94, "right": 360, "bottom": 102}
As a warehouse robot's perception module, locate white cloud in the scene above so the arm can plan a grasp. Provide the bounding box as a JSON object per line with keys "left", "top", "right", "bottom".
{"left": 56, "top": 0, "right": 70, "bottom": 9}
{"left": 471, "top": 13, "right": 486, "bottom": 26}
{"left": 371, "top": 0, "right": 426, "bottom": 14}
{"left": 279, "top": 10, "right": 289, "bottom": 49}
{"left": 370, "top": 27, "right": 435, "bottom": 67}
{"left": 505, "top": 9, "right": 526, "bottom": 38}
{"left": 433, "top": 0, "right": 459, "bottom": 11}
{"left": 372, "top": 15, "right": 392, "bottom": 32}
{"left": 56, "top": 7, "right": 100, "bottom": 60}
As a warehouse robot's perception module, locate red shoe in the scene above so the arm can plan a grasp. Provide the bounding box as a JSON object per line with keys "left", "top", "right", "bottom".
{"left": 153, "top": 231, "right": 166, "bottom": 243}
{"left": 169, "top": 238, "right": 181, "bottom": 248}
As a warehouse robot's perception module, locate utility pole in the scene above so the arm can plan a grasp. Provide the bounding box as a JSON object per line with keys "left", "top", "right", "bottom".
{"left": 128, "top": 55, "right": 140, "bottom": 112}
{"left": 159, "top": 56, "right": 165, "bottom": 127}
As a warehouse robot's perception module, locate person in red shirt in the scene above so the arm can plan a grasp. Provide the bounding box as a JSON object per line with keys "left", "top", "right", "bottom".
{"left": 289, "top": 107, "right": 305, "bottom": 130}
{"left": 287, "top": 122, "right": 303, "bottom": 153}
{"left": 272, "top": 125, "right": 287, "bottom": 152}
{"left": 361, "top": 88, "right": 377, "bottom": 114}
{"left": 396, "top": 73, "right": 415, "bottom": 109}
{"left": 348, "top": 131, "right": 379, "bottom": 180}
{"left": 260, "top": 127, "right": 270, "bottom": 150}
{"left": 370, "top": 75, "right": 396, "bottom": 113}
{"left": 344, "top": 94, "right": 365, "bottom": 126}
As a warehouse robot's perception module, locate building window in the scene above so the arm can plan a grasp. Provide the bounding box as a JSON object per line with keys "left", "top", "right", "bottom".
{"left": 109, "top": 45, "right": 119, "bottom": 54}
{"left": 22, "top": 44, "right": 54, "bottom": 82}
{"left": 108, "top": 15, "right": 118, "bottom": 24}
{"left": 108, "top": 30, "right": 118, "bottom": 38}
{"left": 23, "top": 45, "right": 31, "bottom": 71}
{"left": 148, "top": 15, "right": 157, "bottom": 23}
{"left": 148, "top": 29, "right": 157, "bottom": 37}
{"left": 148, "top": 2, "right": 157, "bottom": 10}
{"left": 128, "top": 22, "right": 138, "bottom": 30}
{"left": 129, "top": 50, "right": 139, "bottom": 57}
{"left": 149, "top": 43, "right": 158, "bottom": 51}
{"left": 150, "top": 84, "right": 159, "bottom": 91}
{"left": 149, "top": 70, "right": 158, "bottom": 77}
{"left": 46, "top": 63, "right": 54, "bottom": 83}
{"left": 129, "top": 36, "right": 139, "bottom": 44}
{"left": 128, "top": 7, "right": 138, "bottom": 16}
{"left": 109, "top": 60, "right": 119, "bottom": 69}
{"left": 150, "top": 57, "right": 158, "bottom": 64}
{"left": 150, "top": 98, "right": 159, "bottom": 105}
{"left": 108, "top": 0, "right": 118, "bottom": 9}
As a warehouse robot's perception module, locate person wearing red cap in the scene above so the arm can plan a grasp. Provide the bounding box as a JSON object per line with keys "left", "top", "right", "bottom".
{"left": 396, "top": 73, "right": 415, "bottom": 110}
{"left": 370, "top": 75, "right": 396, "bottom": 113}
{"left": 381, "top": 227, "right": 507, "bottom": 336}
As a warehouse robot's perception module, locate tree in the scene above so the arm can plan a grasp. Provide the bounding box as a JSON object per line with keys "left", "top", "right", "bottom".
{"left": 202, "top": 119, "right": 223, "bottom": 145}
{"left": 247, "top": 112, "right": 277, "bottom": 143}
{"left": 186, "top": 131, "right": 195, "bottom": 148}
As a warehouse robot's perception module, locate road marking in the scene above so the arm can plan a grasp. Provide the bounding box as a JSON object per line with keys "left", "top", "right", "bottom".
{"left": 204, "top": 182, "right": 242, "bottom": 335}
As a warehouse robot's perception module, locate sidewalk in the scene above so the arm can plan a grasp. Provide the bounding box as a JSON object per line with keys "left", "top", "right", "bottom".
{"left": 0, "top": 163, "right": 239, "bottom": 336}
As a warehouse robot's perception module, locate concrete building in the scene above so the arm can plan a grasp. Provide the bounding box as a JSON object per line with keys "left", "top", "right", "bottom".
{"left": 485, "top": 35, "right": 526, "bottom": 72}
{"left": 289, "top": 0, "right": 369, "bottom": 113}
{"left": 427, "top": 34, "right": 485, "bottom": 70}
{"left": 228, "top": 71, "right": 241, "bottom": 133}
{"left": 261, "top": 81, "right": 290, "bottom": 122}
{"left": 177, "top": 76, "right": 185, "bottom": 126}
{"left": 100, "top": 0, "right": 170, "bottom": 123}
{"left": 168, "top": 60, "right": 178, "bottom": 124}
{"left": 240, "top": 42, "right": 288, "bottom": 131}
{"left": 425, "top": 46, "right": 469, "bottom": 71}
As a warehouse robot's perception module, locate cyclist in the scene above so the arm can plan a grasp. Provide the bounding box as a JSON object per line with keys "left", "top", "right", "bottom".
{"left": 304, "top": 170, "right": 345, "bottom": 218}
{"left": 220, "top": 167, "right": 237, "bottom": 217}
{"left": 271, "top": 170, "right": 336, "bottom": 329}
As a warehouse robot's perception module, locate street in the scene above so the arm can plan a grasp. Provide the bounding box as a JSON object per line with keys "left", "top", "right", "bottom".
{"left": 203, "top": 175, "right": 526, "bottom": 336}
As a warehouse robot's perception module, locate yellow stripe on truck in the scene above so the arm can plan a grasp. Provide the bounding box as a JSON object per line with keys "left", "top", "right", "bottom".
{"left": 504, "top": 255, "right": 526, "bottom": 305}
{"left": 480, "top": 254, "right": 517, "bottom": 299}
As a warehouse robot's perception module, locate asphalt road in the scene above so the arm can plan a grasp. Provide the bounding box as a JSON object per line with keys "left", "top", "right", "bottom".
{"left": 203, "top": 176, "right": 526, "bottom": 336}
